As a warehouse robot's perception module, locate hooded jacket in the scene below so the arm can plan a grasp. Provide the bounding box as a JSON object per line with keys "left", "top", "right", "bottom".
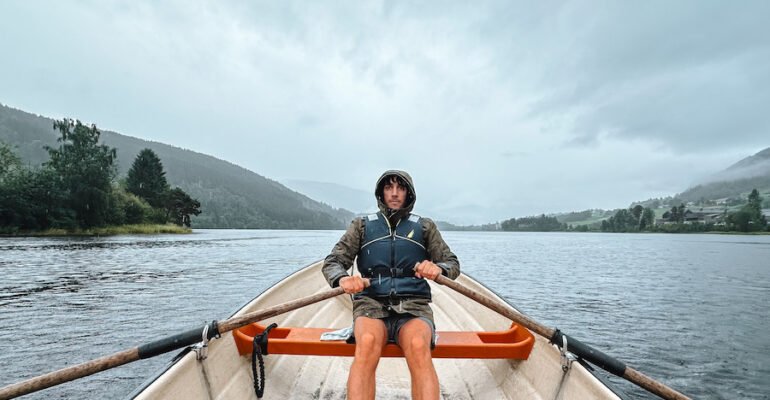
{"left": 357, "top": 170, "right": 431, "bottom": 299}
{"left": 322, "top": 170, "right": 461, "bottom": 321}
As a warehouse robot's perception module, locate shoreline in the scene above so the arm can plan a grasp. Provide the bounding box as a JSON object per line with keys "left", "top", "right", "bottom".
{"left": 4, "top": 226, "right": 768, "bottom": 236}
{"left": 0, "top": 224, "right": 192, "bottom": 237}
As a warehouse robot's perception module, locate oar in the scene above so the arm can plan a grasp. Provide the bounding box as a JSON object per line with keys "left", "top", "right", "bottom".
{"left": 0, "top": 285, "right": 354, "bottom": 400}
{"left": 434, "top": 274, "right": 691, "bottom": 400}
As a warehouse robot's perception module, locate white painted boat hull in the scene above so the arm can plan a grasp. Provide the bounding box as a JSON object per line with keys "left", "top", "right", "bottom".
{"left": 133, "top": 261, "right": 622, "bottom": 399}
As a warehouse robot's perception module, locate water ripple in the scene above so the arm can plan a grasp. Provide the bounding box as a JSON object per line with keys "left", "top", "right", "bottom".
{"left": 0, "top": 230, "right": 768, "bottom": 400}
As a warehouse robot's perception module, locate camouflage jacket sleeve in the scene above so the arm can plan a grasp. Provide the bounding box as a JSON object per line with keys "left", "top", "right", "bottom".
{"left": 421, "top": 218, "right": 461, "bottom": 279}
{"left": 322, "top": 218, "right": 364, "bottom": 288}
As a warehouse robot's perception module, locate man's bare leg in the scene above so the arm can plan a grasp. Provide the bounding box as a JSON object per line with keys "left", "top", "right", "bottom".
{"left": 398, "top": 318, "right": 439, "bottom": 400}
{"left": 348, "top": 317, "right": 387, "bottom": 400}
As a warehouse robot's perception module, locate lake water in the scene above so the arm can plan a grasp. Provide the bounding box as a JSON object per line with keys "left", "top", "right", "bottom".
{"left": 1, "top": 230, "right": 768, "bottom": 399}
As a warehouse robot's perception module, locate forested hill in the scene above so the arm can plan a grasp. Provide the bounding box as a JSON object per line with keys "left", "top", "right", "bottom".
{"left": 677, "top": 147, "right": 770, "bottom": 202}
{"left": 0, "top": 103, "right": 353, "bottom": 229}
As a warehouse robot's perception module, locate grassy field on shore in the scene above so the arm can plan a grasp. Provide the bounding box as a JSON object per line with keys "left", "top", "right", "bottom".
{"left": 1, "top": 224, "right": 191, "bottom": 237}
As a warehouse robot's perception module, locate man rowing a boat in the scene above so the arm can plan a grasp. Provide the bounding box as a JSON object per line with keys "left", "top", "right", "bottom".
{"left": 322, "top": 170, "right": 460, "bottom": 400}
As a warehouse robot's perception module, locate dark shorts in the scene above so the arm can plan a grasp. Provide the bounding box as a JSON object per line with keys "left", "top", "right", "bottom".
{"left": 350, "top": 313, "right": 436, "bottom": 348}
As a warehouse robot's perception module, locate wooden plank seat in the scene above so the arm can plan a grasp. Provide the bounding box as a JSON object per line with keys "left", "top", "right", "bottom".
{"left": 233, "top": 323, "right": 535, "bottom": 359}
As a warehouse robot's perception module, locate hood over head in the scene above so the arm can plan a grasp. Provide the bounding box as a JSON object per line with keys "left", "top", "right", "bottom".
{"left": 374, "top": 170, "right": 416, "bottom": 219}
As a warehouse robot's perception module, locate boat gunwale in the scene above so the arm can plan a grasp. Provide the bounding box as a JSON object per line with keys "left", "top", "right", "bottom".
{"left": 126, "top": 260, "right": 321, "bottom": 399}
{"left": 457, "top": 270, "right": 631, "bottom": 400}
{"left": 128, "top": 261, "right": 630, "bottom": 399}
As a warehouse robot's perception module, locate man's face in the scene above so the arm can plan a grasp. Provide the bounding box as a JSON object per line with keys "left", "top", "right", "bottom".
{"left": 383, "top": 177, "right": 407, "bottom": 209}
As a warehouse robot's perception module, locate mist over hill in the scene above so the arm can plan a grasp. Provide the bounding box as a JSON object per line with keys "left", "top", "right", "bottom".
{"left": 677, "top": 147, "right": 770, "bottom": 202}
{"left": 503, "top": 148, "right": 770, "bottom": 230}
{"left": 0, "top": 103, "right": 353, "bottom": 229}
{"left": 281, "top": 179, "right": 375, "bottom": 215}
{"left": 279, "top": 178, "right": 471, "bottom": 224}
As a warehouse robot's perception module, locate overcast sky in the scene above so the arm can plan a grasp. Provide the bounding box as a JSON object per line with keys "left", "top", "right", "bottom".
{"left": 1, "top": 1, "right": 768, "bottom": 224}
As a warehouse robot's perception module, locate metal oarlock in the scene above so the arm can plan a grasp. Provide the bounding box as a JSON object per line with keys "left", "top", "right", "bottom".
{"left": 194, "top": 324, "right": 210, "bottom": 361}
{"left": 559, "top": 333, "right": 574, "bottom": 372}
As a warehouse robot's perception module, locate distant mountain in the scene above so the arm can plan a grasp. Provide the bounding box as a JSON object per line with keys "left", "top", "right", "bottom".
{"left": 677, "top": 147, "right": 770, "bottom": 202}
{"left": 496, "top": 148, "right": 770, "bottom": 230}
{"left": 0, "top": 103, "right": 353, "bottom": 229}
{"left": 724, "top": 147, "right": 770, "bottom": 174}
{"left": 281, "top": 179, "right": 376, "bottom": 215}
{"left": 280, "top": 179, "right": 481, "bottom": 226}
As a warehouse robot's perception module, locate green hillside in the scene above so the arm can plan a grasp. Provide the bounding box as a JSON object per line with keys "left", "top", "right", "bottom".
{"left": 0, "top": 103, "right": 352, "bottom": 229}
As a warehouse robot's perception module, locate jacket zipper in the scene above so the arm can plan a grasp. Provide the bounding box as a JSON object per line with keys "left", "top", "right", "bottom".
{"left": 383, "top": 213, "right": 401, "bottom": 299}
{"left": 390, "top": 217, "right": 401, "bottom": 268}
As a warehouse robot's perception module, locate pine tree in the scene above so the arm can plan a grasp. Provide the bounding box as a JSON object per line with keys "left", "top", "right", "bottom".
{"left": 728, "top": 189, "right": 767, "bottom": 231}
{"left": 640, "top": 207, "right": 656, "bottom": 230}
{"left": 746, "top": 189, "right": 767, "bottom": 229}
{"left": 126, "top": 149, "right": 169, "bottom": 208}
{"left": 747, "top": 189, "right": 762, "bottom": 213}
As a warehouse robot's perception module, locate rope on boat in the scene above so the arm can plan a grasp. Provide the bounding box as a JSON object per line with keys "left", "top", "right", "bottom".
{"left": 251, "top": 323, "right": 278, "bottom": 399}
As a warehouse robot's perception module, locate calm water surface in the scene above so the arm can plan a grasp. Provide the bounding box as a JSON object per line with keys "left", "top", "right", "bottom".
{"left": 1, "top": 230, "right": 768, "bottom": 399}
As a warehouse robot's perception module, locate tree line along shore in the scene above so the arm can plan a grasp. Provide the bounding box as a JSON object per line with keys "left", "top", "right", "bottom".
{"left": 3, "top": 118, "right": 767, "bottom": 236}
{"left": 0, "top": 119, "right": 201, "bottom": 236}
{"left": 443, "top": 191, "right": 768, "bottom": 234}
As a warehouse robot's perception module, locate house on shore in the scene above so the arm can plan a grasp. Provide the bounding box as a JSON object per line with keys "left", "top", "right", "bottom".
{"left": 656, "top": 207, "right": 727, "bottom": 225}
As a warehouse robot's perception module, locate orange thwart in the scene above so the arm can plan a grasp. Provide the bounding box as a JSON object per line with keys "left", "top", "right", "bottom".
{"left": 233, "top": 323, "right": 535, "bottom": 359}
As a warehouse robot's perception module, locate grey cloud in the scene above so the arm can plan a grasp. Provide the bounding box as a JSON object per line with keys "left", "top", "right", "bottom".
{"left": 1, "top": 1, "right": 768, "bottom": 224}
{"left": 561, "top": 50, "right": 770, "bottom": 150}
{"left": 517, "top": 1, "right": 770, "bottom": 152}
{"left": 443, "top": 1, "right": 770, "bottom": 155}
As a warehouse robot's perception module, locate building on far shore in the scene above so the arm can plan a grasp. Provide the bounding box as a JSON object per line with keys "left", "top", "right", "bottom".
{"left": 656, "top": 207, "right": 727, "bottom": 225}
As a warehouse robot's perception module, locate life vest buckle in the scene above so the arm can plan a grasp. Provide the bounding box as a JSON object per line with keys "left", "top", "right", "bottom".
{"left": 388, "top": 291, "right": 400, "bottom": 306}
{"left": 389, "top": 267, "right": 405, "bottom": 277}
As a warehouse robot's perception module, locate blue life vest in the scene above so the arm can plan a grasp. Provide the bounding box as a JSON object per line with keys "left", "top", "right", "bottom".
{"left": 356, "top": 212, "right": 431, "bottom": 301}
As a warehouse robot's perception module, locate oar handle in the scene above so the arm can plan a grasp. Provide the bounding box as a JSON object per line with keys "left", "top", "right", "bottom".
{"left": 0, "top": 286, "right": 348, "bottom": 400}
{"left": 433, "top": 274, "right": 691, "bottom": 400}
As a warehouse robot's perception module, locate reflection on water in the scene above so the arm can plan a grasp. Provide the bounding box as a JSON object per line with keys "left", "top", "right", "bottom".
{"left": 0, "top": 230, "right": 768, "bottom": 400}
{"left": 0, "top": 235, "right": 282, "bottom": 252}
{"left": 0, "top": 270, "right": 179, "bottom": 307}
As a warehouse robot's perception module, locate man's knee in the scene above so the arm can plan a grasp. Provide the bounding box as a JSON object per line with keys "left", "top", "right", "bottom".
{"left": 356, "top": 332, "right": 382, "bottom": 353}
{"left": 353, "top": 327, "right": 385, "bottom": 368}
{"left": 404, "top": 335, "right": 430, "bottom": 356}
{"left": 399, "top": 320, "right": 433, "bottom": 360}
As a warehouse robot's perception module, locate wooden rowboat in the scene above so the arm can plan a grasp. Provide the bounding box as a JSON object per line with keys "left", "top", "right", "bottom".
{"left": 131, "top": 261, "right": 625, "bottom": 399}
